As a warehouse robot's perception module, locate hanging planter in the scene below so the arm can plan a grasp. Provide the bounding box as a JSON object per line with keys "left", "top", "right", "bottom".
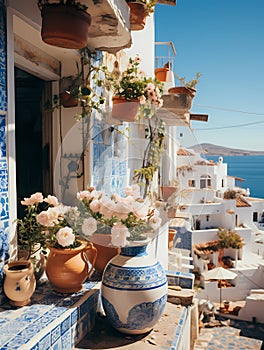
{"left": 127, "top": 2, "right": 149, "bottom": 31}
{"left": 112, "top": 96, "right": 140, "bottom": 122}
{"left": 60, "top": 92, "right": 79, "bottom": 108}
{"left": 39, "top": 2, "right": 91, "bottom": 49}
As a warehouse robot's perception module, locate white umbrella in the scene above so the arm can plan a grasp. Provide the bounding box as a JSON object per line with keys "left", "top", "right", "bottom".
{"left": 202, "top": 267, "right": 237, "bottom": 309}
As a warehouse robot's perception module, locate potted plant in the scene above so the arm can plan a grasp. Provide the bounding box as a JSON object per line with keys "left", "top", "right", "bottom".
{"left": 161, "top": 179, "right": 179, "bottom": 202}
{"left": 126, "top": 0, "right": 156, "bottom": 31}
{"left": 161, "top": 72, "right": 201, "bottom": 115}
{"left": 107, "top": 56, "right": 164, "bottom": 122}
{"left": 44, "top": 48, "right": 107, "bottom": 120}
{"left": 37, "top": 0, "right": 91, "bottom": 49}
{"left": 16, "top": 192, "right": 49, "bottom": 281}
{"left": 76, "top": 184, "right": 166, "bottom": 335}
{"left": 168, "top": 72, "right": 201, "bottom": 97}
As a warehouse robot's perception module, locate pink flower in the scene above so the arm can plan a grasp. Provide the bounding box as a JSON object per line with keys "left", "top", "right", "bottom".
{"left": 82, "top": 218, "right": 97, "bottom": 237}
{"left": 89, "top": 199, "right": 101, "bottom": 213}
{"left": 149, "top": 210, "right": 162, "bottom": 230}
{"left": 56, "top": 227, "right": 75, "bottom": 247}
{"left": 44, "top": 195, "right": 59, "bottom": 207}
{"left": 21, "top": 192, "right": 44, "bottom": 206}
{"left": 36, "top": 206, "right": 63, "bottom": 227}
{"left": 77, "top": 190, "right": 93, "bottom": 201}
{"left": 139, "top": 95, "right": 146, "bottom": 105}
{"left": 99, "top": 196, "right": 115, "bottom": 219}
{"left": 111, "top": 222, "right": 130, "bottom": 247}
{"left": 125, "top": 184, "right": 141, "bottom": 197}
{"left": 114, "top": 201, "right": 133, "bottom": 220}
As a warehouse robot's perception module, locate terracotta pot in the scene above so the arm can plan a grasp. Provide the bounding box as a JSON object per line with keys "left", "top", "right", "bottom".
{"left": 89, "top": 234, "right": 120, "bottom": 274}
{"left": 168, "top": 229, "right": 176, "bottom": 250}
{"left": 60, "top": 92, "right": 78, "bottom": 108}
{"left": 3, "top": 261, "right": 36, "bottom": 307}
{"left": 46, "top": 241, "right": 97, "bottom": 293}
{"left": 127, "top": 2, "right": 148, "bottom": 31}
{"left": 154, "top": 68, "right": 171, "bottom": 82}
{"left": 161, "top": 186, "right": 178, "bottom": 201}
{"left": 112, "top": 96, "right": 140, "bottom": 122}
{"left": 168, "top": 86, "right": 196, "bottom": 98}
{"left": 40, "top": 4, "right": 91, "bottom": 49}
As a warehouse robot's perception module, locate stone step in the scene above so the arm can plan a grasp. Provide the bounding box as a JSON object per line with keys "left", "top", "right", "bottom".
{"left": 196, "top": 326, "right": 263, "bottom": 350}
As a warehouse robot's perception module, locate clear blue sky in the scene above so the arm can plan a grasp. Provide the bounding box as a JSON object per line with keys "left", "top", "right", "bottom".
{"left": 154, "top": 0, "right": 264, "bottom": 151}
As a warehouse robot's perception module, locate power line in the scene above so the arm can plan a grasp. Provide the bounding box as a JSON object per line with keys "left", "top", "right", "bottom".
{"left": 195, "top": 120, "right": 264, "bottom": 131}
{"left": 194, "top": 104, "right": 264, "bottom": 116}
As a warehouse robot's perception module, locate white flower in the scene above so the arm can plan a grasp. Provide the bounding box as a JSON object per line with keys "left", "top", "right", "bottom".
{"left": 133, "top": 200, "right": 149, "bottom": 219}
{"left": 82, "top": 218, "right": 97, "bottom": 237}
{"left": 44, "top": 195, "right": 59, "bottom": 207}
{"left": 21, "top": 192, "right": 43, "bottom": 206}
{"left": 56, "top": 227, "right": 75, "bottom": 247}
{"left": 99, "top": 196, "right": 115, "bottom": 219}
{"left": 124, "top": 184, "right": 141, "bottom": 197}
{"left": 111, "top": 222, "right": 130, "bottom": 247}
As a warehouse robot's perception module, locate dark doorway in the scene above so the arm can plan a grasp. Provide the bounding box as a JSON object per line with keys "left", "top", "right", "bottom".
{"left": 15, "top": 68, "right": 48, "bottom": 218}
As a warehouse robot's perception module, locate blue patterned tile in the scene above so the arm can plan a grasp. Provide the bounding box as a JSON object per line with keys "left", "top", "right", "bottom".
{"left": 51, "top": 325, "right": 61, "bottom": 345}
{"left": 38, "top": 332, "right": 51, "bottom": 350}
{"left": 61, "top": 315, "right": 71, "bottom": 335}
{"left": 61, "top": 329, "right": 71, "bottom": 350}
{"left": 0, "top": 116, "right": 6, "bottom": 157}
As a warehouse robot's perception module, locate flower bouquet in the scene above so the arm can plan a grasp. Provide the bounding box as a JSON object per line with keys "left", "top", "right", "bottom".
{"left": 77, "top": 184, "right": 162, "bottom": 247}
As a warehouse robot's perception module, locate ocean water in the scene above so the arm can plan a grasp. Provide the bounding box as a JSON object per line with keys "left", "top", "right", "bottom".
{"left": 205, "top": 155, "right": 264, "bottom": 199}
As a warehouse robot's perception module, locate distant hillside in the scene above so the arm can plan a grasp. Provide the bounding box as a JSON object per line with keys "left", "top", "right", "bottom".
{"left": 190, "top": 143, "right": 264, "bottom": 156}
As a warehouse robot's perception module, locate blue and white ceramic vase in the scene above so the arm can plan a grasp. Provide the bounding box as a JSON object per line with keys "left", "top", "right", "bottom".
{"left": 101, "top": 243, "right": 168, "bottom": 334}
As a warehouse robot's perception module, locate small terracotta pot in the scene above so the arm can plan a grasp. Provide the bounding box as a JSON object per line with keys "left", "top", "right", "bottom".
{"left": 46, "top": 241, "right": 97, "bottom": 293}
{"left": 112, "top": 96, "right": 140, "bottom": 122}
{"left": 89, "top": 234, "right": 120, "bottom": 274}
{"left": 3, "top": 261, "right": 36, "bottom": 307}
{"left": 168, "top": 229, "right": 176, "bottom": 250}
{"left": 161, "top": 186, "right": 178, "bottom": 201}
{"left": 60, "top": 92, "right": 78, "bottom": 108}
{"left": 154, "top": 68, "right": 171, "bottom": 82}
{"left": 127, "top": 2, "right": 149, "bottom": 31}
{"left": 168, "top": 86, "right": 196, "bottom": 98}
{"left": 40, "top": 4, "right": 91, "bottom": 49}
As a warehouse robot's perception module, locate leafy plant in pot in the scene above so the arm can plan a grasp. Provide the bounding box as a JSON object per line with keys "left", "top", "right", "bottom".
{"left": 37, "top": 0, "right": 91, "bottom": 49}
{"left": 44, "top": 48, "right": 107, "bottom": 120}
{"left": 126, "top": 0, "right": 157, "bottom": 31}
{"left": 106, "top": 56, "right": 164, "bottom": 123}
{"left": 168, "top": 72, "right": 201, "bottom": 97}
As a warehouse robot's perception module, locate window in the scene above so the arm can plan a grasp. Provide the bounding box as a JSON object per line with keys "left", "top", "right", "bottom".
{"left": 221, "top": 179, "right": 224, "bottom": 187}
{"left": 188, "top": 179, "right": 195, "bottom": 187}
{"left": 200, "top": 175, "right": 212, "bottom": 189}
{"left": 253, "top": 212, "right": 258, "bottom": 222}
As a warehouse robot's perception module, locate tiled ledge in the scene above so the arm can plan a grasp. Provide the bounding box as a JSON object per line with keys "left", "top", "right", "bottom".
{"left": 0, "top": 278, "right": 100, "bottom": 350}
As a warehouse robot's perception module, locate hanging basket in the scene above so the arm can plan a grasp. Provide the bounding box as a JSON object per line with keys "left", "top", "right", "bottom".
{"left": 40, "top": 4, "right": 91, "bottom": 49}
{"left": 127, "top": 2, "right": 149, "bottom": 31}
{"left": 60, "top": 92, "right": 78, "bottom": 108}
{"left": 112, "top": 96, "right": 140, "bottom": 122}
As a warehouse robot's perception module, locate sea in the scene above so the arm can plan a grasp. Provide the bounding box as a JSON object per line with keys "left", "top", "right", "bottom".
{"left": 204, "top": 155, "right": 264, "bottom": 199}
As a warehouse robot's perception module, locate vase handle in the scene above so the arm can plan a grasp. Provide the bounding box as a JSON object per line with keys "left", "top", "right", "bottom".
{"left": 83, "top": 242, "right": 97, "bottom": 276}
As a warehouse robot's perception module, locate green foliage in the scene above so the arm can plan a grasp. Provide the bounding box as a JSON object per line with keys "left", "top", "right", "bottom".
{"left": 175, "top": 72, "right": 201, "bottom": 89}
{"left": 217, "top": 227, "right": 244, "bottom": 249}
{"left": 126, "top": 0, "right": 157, "bottom": 13}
